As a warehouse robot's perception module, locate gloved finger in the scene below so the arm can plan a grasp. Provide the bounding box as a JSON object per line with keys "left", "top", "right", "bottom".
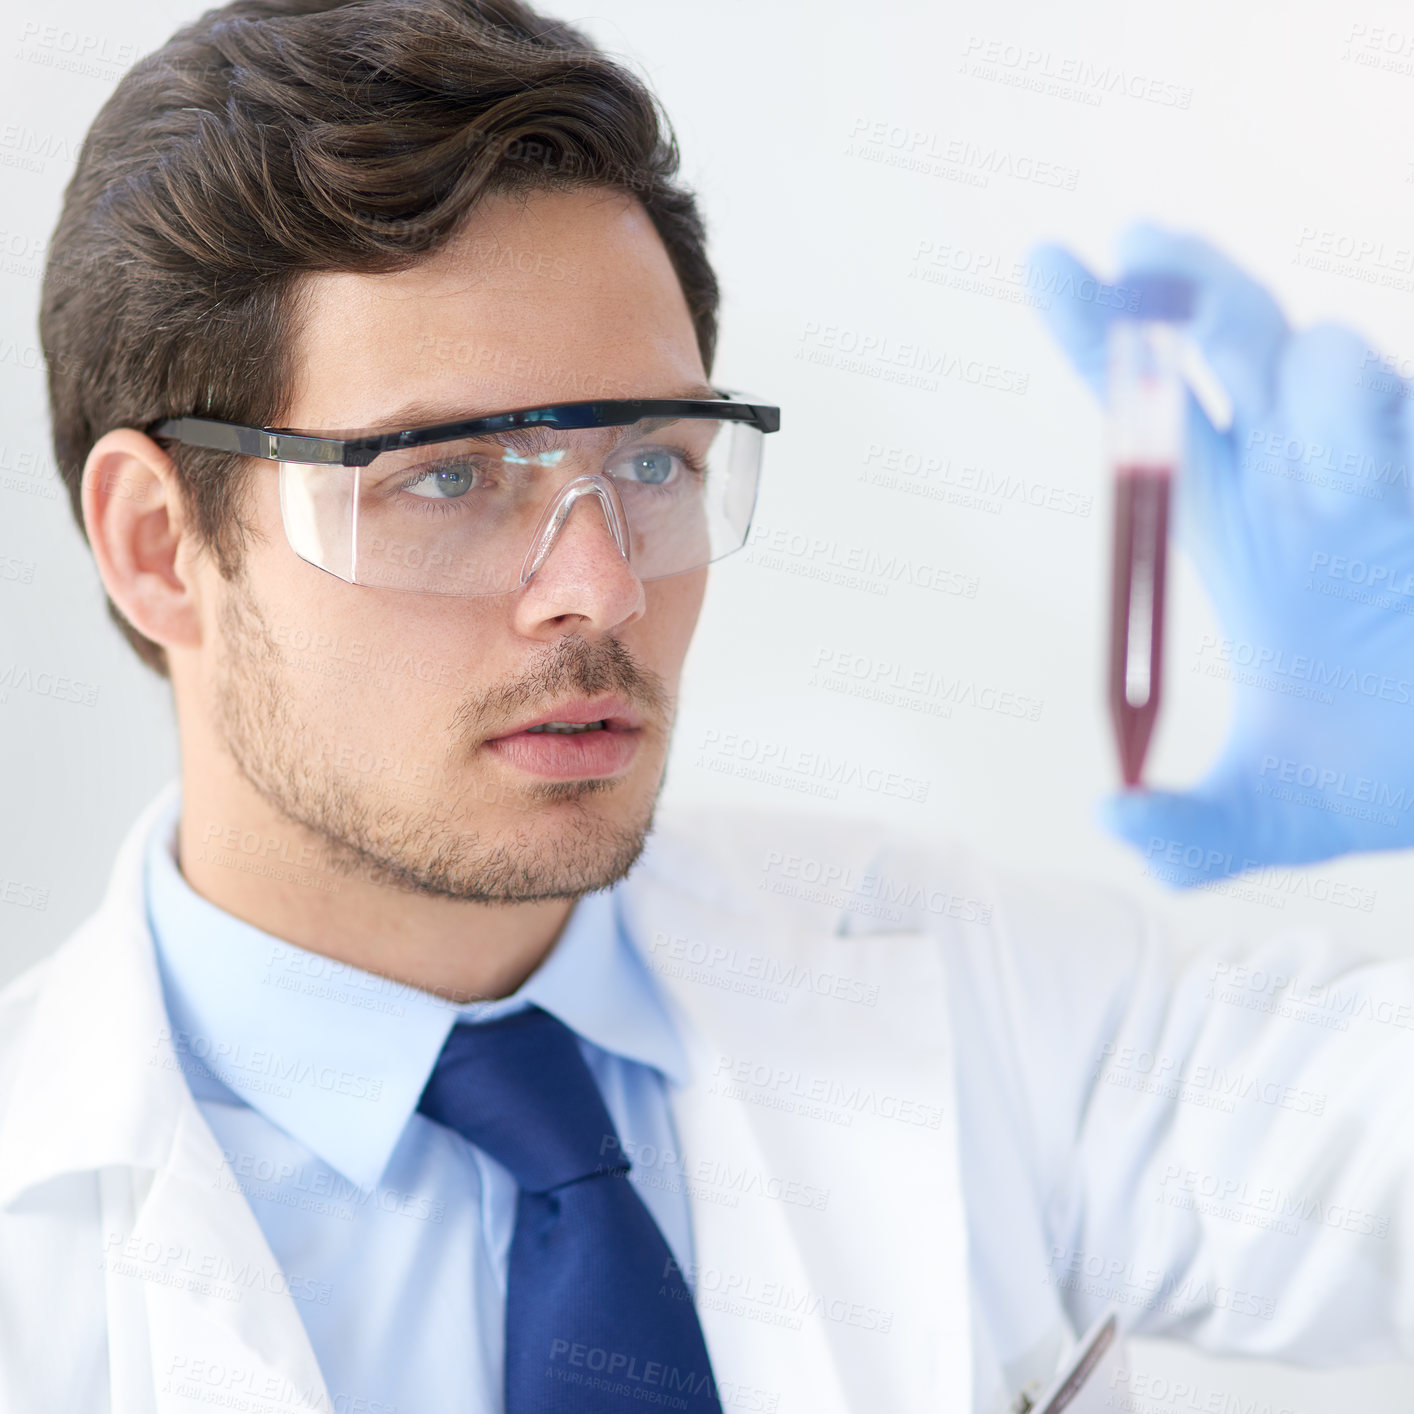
{"left": 1116, "top": 223, "right": 1289, "bottom": 430}
{"left": 1263, "top": 321, "right": 1414, "bottom": 523}
{"left": 1025, "top": 242, "right": 1117, "bottom": 400}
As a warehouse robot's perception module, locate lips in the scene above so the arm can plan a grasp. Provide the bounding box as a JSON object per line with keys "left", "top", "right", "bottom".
{"left": 488, "top": 696, "right": 644, "bottom": 740}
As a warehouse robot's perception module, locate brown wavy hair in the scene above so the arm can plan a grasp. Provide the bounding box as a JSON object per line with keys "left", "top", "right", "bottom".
{"left": 39, "top": 0, "right": 719, "bottom": 675}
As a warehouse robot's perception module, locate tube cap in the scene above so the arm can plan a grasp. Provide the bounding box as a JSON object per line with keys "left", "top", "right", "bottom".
{"left": 1115, "top": 269, "right": 1195, "bottom": 321}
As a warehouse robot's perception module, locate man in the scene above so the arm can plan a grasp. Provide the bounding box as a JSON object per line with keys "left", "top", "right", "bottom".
{"left": 4, "top": 1, "right": 1414, "bottom": 1412}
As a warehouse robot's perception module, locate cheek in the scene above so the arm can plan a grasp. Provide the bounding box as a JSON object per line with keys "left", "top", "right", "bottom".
{"left": 240, "top": 467, "right": 498, "bottom": 675}
{"left": 643, "top": 567, "right": 707, "bottom": 663}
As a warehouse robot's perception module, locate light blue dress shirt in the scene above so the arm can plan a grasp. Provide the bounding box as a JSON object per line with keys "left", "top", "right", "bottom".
{"left": 142, "top": 791, "right": 696, "bottom": 1414}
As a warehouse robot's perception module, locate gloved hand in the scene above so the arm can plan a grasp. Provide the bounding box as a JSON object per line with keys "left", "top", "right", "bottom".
{"left": 1029, "top": 223, "right": 1414, "bottom": 886}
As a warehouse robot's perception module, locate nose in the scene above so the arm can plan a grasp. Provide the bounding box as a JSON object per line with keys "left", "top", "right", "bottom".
{"left": 512, "top": 473, "right": 645, "bottom": 630}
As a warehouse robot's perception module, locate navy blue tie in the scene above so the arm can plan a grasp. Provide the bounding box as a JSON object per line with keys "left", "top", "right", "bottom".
{"left": 417, "top": 1004, "right": 723, "bottom": 1413}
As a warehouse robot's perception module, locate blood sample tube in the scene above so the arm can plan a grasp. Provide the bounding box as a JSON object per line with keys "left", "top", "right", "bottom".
{"left": 1106, "top": 272, "right": 1193, "bottom": 788}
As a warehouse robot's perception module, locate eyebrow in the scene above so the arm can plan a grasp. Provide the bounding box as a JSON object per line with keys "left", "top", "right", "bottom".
{"left": 365, "top": 382, "right": 721, "bottom": 434}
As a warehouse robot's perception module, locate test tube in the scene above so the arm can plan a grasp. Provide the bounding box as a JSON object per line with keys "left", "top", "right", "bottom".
{"left": 1106, "top": 272, "right": 1193, "bottom": 788}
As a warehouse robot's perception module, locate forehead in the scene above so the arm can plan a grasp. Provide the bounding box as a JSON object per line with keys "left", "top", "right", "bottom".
{"left": 285, "top": 186, "right": 706, "bottom": 431}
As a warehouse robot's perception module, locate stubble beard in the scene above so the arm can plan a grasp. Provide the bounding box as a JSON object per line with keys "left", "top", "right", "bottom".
{"left": 208, "top": 567, "right": 672, "bottom": 903}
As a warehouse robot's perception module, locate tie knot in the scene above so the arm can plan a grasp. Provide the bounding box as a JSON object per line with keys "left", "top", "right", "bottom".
{"left": 416, "top": 1005, "right": 629, "bottom": 1194}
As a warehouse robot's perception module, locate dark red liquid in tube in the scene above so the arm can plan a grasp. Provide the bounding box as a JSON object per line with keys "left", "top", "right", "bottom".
{"left": 1109, "top": 465, "right": 1171, "bottom": 787}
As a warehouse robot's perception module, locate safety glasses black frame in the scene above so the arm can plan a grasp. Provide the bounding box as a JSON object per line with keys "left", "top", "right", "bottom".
{"left": 149, "top": 389, "right": 780, "bottom": 468}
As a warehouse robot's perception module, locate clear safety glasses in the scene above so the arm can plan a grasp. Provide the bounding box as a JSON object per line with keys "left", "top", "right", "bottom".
{"left": 149, "top": 390, "right": 779, "bottom": 596}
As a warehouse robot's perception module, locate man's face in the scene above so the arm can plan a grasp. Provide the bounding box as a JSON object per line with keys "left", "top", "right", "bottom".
{"left": 187, "top": 186, "right": 710, "bottom": 903}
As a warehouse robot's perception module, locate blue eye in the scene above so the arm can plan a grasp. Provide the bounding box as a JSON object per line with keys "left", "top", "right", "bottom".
{"left": 405, "top": 465, "right": 476, "bottom": 499}
{"left": 614, "top": 449, "right": 678, "bottom": 486}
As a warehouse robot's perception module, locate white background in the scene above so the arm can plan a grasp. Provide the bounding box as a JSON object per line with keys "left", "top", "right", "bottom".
{"left": 2, "top": 0, "right": 1413, "bottom": 1405}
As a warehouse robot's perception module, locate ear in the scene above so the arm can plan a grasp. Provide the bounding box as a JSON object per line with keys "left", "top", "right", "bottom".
{"left": 81, "top": 429, "right": 204, "bottom": 655}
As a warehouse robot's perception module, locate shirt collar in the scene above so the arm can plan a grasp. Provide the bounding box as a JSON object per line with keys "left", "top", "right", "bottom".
{"left": 144, "top": 790, "right": 686, "bottom": 1193}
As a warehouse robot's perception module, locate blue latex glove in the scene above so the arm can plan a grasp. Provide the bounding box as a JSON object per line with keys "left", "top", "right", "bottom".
{"left": 1030, "top": 224, "right": 1414, "bottom": 886}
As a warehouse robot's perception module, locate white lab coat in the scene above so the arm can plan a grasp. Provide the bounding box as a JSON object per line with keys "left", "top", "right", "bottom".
{"left": 3, "top": 779, "right": 1414, "bottom": 1414}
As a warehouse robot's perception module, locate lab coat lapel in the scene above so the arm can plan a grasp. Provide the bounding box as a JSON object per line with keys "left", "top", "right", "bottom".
{"left": 129, "top": 1106, "right": 335, "bottom": 1414}
{"left": 2, "top": 782, "right": 335, "bottom": 1414}
{"left": 619, "top": 853, "right": 973, "bottom": 1414}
